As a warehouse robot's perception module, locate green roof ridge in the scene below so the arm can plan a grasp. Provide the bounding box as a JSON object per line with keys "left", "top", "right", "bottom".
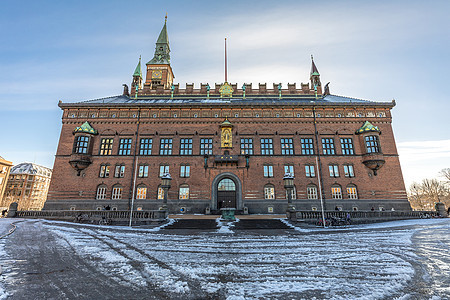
{"left": 356, "top": 121, "right": 380, "bottom": 134}
{"left": 74, "top": 121, "right": 98, "bottom": 135}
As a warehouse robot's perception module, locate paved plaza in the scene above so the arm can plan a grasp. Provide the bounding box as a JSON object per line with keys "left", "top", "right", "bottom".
{"left": 0, "top": 217, "right": 449, "bottom": 299}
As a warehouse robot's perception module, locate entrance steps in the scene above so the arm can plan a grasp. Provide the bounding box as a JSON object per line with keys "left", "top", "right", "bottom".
{"left": 163, "top": 215, "right": 291, "bottom": 230}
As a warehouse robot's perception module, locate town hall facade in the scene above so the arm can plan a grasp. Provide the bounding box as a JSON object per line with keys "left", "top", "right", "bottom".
{"left": 44, "top": 19, "right": 412, "bottom": 214}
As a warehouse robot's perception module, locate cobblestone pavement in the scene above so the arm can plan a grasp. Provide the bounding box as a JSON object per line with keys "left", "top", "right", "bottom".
{"left": 0, "top": 218, "right": 449, "bottom": 300}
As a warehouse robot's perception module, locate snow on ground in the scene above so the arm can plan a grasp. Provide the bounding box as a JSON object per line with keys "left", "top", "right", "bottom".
{"left": 1, "top": 218, "right": 449, "bottom": 299}
{"left": 0, "top": 219, "right": 13, "bottom": 300}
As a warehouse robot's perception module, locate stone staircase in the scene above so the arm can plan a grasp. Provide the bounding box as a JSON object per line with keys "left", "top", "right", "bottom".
{"left": 163, "top": 219, "right": 218, "bottom": 230}
{"left": 163, "top": 218, "right": 291, "bottom": 230}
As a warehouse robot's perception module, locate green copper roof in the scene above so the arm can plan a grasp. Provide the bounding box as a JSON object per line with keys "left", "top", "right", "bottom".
{"left": 221, "top": 117, "right": 232, "bottom": 126}
{"left": 74, "top": 121, "right": 98, "bottom": 135}
{"left": 133, "top": 57, "right": 142, "bottom": 78}
{"left": 311, "top": 57, "right": 320, "bottom": 76}
{"left": 311, "top": 71, "right": 320, "bottom": 76}
{"left": 356, "top": 121, "right": 380, "bottom": 134}
{"left": 147, "top": 18, "right": 171, "bottom": 65}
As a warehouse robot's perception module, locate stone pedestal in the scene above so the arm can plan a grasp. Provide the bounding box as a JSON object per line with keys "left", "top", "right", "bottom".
{"left": 435, "top": 202, "right": 448, "bottom": 217}
{"left": 7, "top": 202, "right": 18, "bottom": 218}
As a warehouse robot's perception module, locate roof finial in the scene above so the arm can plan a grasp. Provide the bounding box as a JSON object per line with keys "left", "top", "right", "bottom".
{"left": 165, "top": 13, "right": 167, "bottom": 23}
{"left": 311, "top": 54, "right": 313, "bottom": 60}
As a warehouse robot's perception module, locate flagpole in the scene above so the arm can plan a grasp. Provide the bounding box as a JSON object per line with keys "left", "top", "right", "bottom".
{"left": 129, "top": 156, "right": 138, "bottom": 227}
{"left": 316, "top": 156, "right": 326, "bottom": 228}
{"left": 224, "top": 38, "right": 227, "bottom": 82}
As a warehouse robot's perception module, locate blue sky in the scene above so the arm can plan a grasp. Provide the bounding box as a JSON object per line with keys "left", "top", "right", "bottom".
{"left": 0, "top": 0, "right": 449, "bottom": 187}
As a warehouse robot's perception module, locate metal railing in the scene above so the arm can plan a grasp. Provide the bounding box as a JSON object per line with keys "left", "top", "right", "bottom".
{"left": 15, "top": 210, "right": 167, "bottom": 222}
{"left": 291, "top": 210, "right": 438, "bottom": 221}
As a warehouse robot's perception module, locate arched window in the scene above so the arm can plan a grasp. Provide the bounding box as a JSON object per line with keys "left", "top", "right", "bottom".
{"left": 286, "top": 185, "right": 296, "bottom": 200}
{"left": 331, "top": 185, "right": 342, "bottom": 199}
{"left": 306, "top": 184, "right": 318, "bottom": 199}
{"left": 218, "top": 178, "right": 236, "bottom": 191}
{"left": 179, "top": 184, "right": 190, "bottom": 200}
{"left": 96, "top": 184, "right": 107, "bottom": 200}
{"left": 264, "top": 184, "right": 275, "bottom": 199}
{"left": 347, "top": 184, "right": 358, "bottom": 199}
{"left": 112, "top": 184, "right": 122, "bottom": 200}
{"left": 136, "top": 184, "right": 147, "bottom": 200}
{"left": 157, "top": 185, "right": 164, "bottom": 200}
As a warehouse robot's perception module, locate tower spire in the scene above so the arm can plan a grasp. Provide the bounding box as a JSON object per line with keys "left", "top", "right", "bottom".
{"left": 147, "top": 16, "right": 170, "bottom": 65}
{"left": 133, "top": 55, "right": 142, "bottom": 79}
{"left": 310, "top": 55, "right": 322, "bottom": 95}
{"left": 224, "top": 38, "right": 228, "bottom": 83}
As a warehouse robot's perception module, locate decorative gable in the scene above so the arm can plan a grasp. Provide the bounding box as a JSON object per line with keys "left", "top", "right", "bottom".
{"left": 356, "top": 121, "right": 380, "bottom": 134}
{"left": 73, "top": 121, "right": 98, "bottom": 135}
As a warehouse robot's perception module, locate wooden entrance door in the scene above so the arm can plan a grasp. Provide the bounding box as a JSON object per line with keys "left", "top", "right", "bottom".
{"left": 217, "top": 178, "right": 236, "bottom": 209}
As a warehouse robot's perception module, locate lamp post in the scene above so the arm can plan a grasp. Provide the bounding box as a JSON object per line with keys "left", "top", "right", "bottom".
{"left": 283, "top": 173, "right": 295, "bottom": 217}
{"left": 161, "top": 173, "right": 172, "bottom": 211}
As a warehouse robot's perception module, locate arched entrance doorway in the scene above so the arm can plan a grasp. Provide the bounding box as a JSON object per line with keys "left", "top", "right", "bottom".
{"left": 217, "top": 178, "right": 236, "bottom": 209}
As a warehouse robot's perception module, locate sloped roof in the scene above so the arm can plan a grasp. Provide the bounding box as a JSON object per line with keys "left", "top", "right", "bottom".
{"left": 10, "top": 163, "right": 52, "bottom": 177}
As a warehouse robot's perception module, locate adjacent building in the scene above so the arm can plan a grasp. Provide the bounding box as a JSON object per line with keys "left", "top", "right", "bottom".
{"left": 0, "top": 156, "right": 13, "bottom": 209}
{"left": 44, "top": 18, "right": 411, "bottom": 214}
{"left": 2, "top": 163, "right": 52, "bottom": 211}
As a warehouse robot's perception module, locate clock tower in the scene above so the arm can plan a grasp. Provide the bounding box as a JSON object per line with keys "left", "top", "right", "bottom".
{"left": 145, "top": 16, "right": 175, "bottom": 90}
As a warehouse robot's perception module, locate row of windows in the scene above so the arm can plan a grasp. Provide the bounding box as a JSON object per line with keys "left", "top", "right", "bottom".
{"left": 74, "top": 136, "right": 381, "bottom": 156}
{"left": 96, "top": 184, "right": 358, "bottom": 200}
{"left": 98, "top": 164, "right": 354, "bottom": 179}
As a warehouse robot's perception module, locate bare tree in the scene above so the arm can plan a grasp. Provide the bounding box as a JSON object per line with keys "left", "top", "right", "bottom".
{"left": 408, "top": 178, "right": 450, "bottom": 210}
{"left": 440, "top": 168, "right": 450, "bottom": 183}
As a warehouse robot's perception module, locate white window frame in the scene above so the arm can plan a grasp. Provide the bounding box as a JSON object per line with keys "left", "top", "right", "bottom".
{"left": 96, "top": 186, "right": 107, "bottom": 200}
{"left": 264, "top": 185, "right": 275, "bottom": 199}
{"left": 112, "top": 186, "right": 122, "bottom": 200}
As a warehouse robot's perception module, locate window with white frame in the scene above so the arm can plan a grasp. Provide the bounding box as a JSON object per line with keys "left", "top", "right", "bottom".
{"left": 329, "top": 164, "right": 339, "bottom": 177}
{"left": 96, "top": 185, "right": 107, "bottom": 200}
{"left": 159, "top": 165, "right": 169, "bottom": 177}
{"left": 179, "top": 184, "right": 190, "bottom": 199}
{"left": 114, "top": 165, "right": 125, "bottom": 178}
{"left": 99, "top": 165, "right": 110, "bottom": 178}
{"left": 307, "top": 185, "right": 318, "bottom": 199}
{"left": 305, "top": 165, "right": 315, "bottom": 177}
{"left": 138, "top": 165, "right": 148, "bottom": 178}
{"left": 347, "top": 185, "right": 358, "bottom": 199}
{"left": 264, "top": 165, "right": 274, "bottom": 178}
{"left": 343, "top": 165, "right": 355, "bottom": 177}
{"left": 264, "top": 185, "right": 275, "bottom": 199}
{"left": 157, "top": 186, "right": 164, "bottom": 200}
{"left": 112, "top": 185, "right": 122, "bottom": 200}
{"left": 136, "top": 185, "right": 147, "bottom": 199}
{"left": 331, "top": 185, "right": 342, "bottom": 199}
{"left": 284, "top": 165, "right": 294, "bottom": 176}
{"left": 180, "top": 165, "right": 190, "bottom": 178}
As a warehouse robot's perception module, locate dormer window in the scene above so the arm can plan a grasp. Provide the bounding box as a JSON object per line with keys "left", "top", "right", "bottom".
{"left": 73, "top": 136, "right": 90, "bottom": 154}
{"left": 365, "top": 135, "right": 381, "bottom": 153}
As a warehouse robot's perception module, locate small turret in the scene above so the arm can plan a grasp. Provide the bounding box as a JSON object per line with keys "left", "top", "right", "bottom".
{"left": 310, "top": 55, "right": 322, "bottom": 94}
{"left": 131, "top": 56, "right": 143, "bottom": 97}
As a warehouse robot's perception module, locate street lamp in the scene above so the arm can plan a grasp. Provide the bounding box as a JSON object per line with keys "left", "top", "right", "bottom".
{"left": 283, "top": 173, "right": 295, "bottom": 212}
{"left": 161, "top": 172, "right": 172, "bottom": 208}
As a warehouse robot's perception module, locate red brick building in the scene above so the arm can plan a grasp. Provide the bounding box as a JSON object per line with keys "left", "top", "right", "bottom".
{"left": 44, "top": 19, "right": 411, "bottom": 214}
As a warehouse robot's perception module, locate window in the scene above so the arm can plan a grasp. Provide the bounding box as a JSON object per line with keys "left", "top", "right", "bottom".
{"left": 307, "top": 185, "right": 318, "bottom": 199}
{"left": 99, "top": 165, "right": 110, "bottom": 178}
{"left": 365, "top": 135, "right": 380, "bottom": 153}
{"left": 281, "top": 138, "right": 294, "bottom": 155}
{"left": 200, "top": 138, "right": 213, "bottom": 155}
{"left": 96, "top": 185, "right": 107, "bottom": 200}
{"left": 322, "top": 138, "right": 335, "bottom": 155}
{"left": 157, "top": 186, "right": 164, "bottom": 200}
{"left": 264, "top": 165, "right": 273, "bottom": 178}
{"left": 118, "top": 138, "right": 132, "bottom": 155}
{"left": 343, "top": 165, "right": 355, "bottom": 177}
{"left": 284, "top": 165, "right": 294, "bottom": 176}
{"left": 179, "top": 184, "right": 190, "bottom": 200}
{"left": 264, "top": 185, "right": 275, "bottom": 199}
{"left": 180, "top": 165, "right": 190, "bottom": 178}
{"left": 180, "top": 138, "right": 193, "bottom": 155}
{"left": 261, "top": 138, "right": 273, "bottom": 155}
{"left": 136, "top": 185, "right": 147, "bottom": 199}
{"left": 160, "top": 138, "right": 173, "bottom": 155}
{"left": 114, "top": 165, "right": 125, "bottom": 178}
{"left": 329, "top": 165, "right": 339, "bottom": 177}
{"left": 159, "top": 165, "right": 169, "bottom": 177}
{"left": 99, "top": 138, "right": 114, "bottom": 155}
{"left": 139, "top": 138, "right": 152, "bottom": 155}
{"left": 73, "top": 136, "right": 89, "bottom": 154}
{"left": 138, "top": 165, "right": 148, "bottom": 178}
{"left": 301, "top": 138, "right": 314, "bottom": 155}
{"left": 112, "top": 185, "right": 122, "bottom": 200}
{"left": 305, "top": 165, "right": 315, "bottom": 177}
{"left": 347, "top": 185, "right": 358, "bottom": 199}
{"left": 240, "top": 138, "right": 253, "bottom": 155}
{"left": 340, "top": 138, "right": 354, "bottom": 155}
{"left": 331, "top": 185, "right": 342, "bottom": 199}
